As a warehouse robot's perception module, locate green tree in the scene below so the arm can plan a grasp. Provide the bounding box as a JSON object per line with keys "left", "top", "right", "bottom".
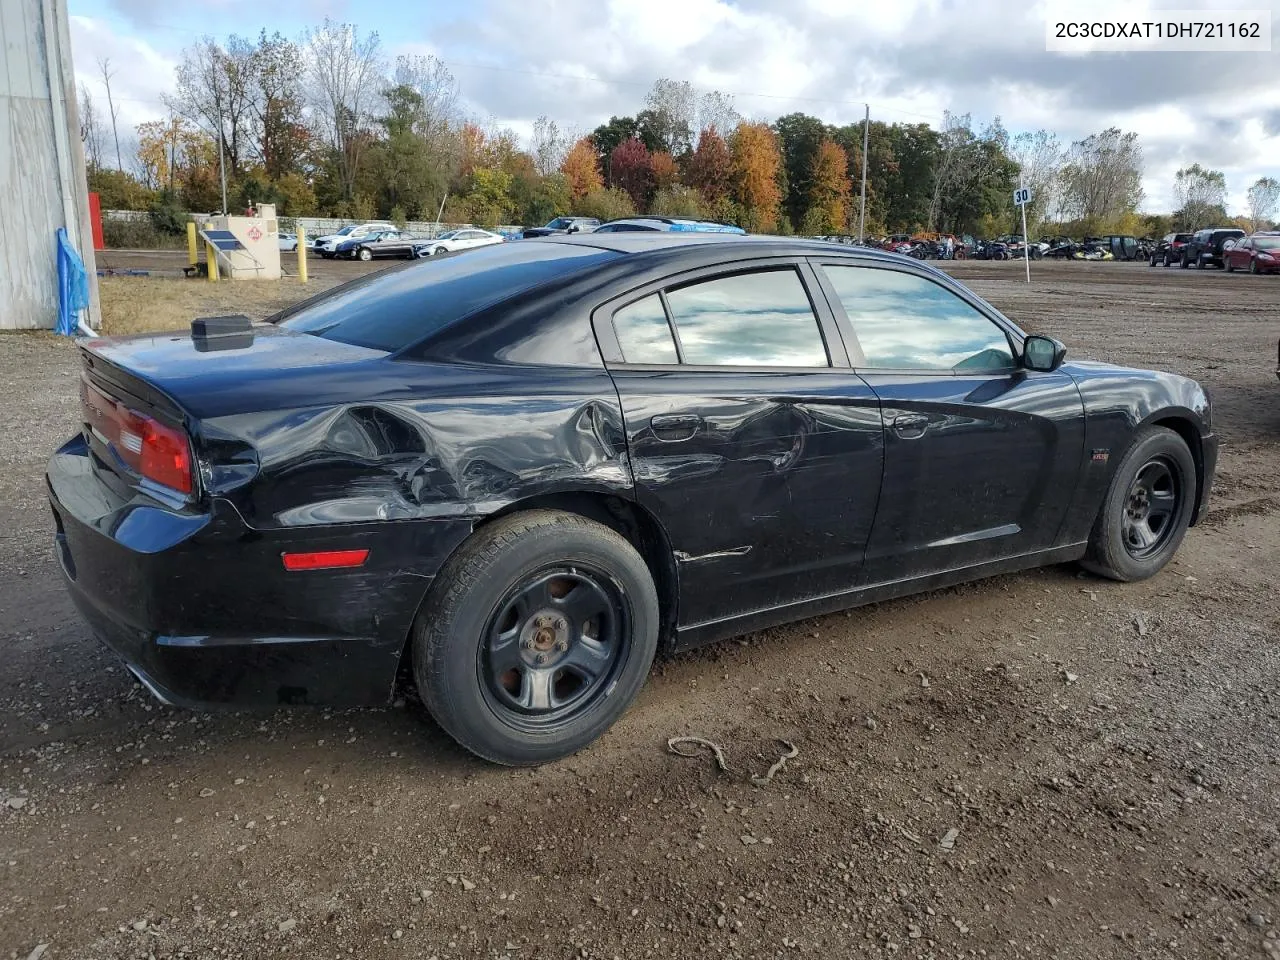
{"left": 774, "top": 112, "right": 830, "bottom": 230}
{"left": 466, "top": 167, "right": 514, "bottom": 226}
{"left": 578, "top": 187, "right": 636, "bottom": 221}
{"left": 590, "top": 116, "right": 640, "bottom": 169}
{"left": 651, "top": 185, "right": 707, "bottom": 218}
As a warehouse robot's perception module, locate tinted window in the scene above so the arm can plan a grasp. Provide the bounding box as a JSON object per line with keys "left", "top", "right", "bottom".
{"left": 278, "top": 243, "right": 619, "bottom": 352}
{"left": 613, "top": 295, "right": 678, "bottom": 363}
{"left": 822, "top": 265, "right": 1015, "bottom": 371}
{"left": 664, "top": 270, "right": 828, "bottom": 367}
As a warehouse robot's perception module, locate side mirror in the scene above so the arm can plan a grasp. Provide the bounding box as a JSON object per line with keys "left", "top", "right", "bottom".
{"left": 1023, "top": 335, "right": 1066, "bottom": 372}
{"left": 566, "top": 224, "right": 580, "bottom": 234}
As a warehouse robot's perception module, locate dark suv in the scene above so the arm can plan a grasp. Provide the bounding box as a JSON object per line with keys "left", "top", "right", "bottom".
{"left": 1150, "top": 232, "right": 1193, "bottom": 267}
{"left": 1181, "top": 228, "right": 1246, "bottom": 269}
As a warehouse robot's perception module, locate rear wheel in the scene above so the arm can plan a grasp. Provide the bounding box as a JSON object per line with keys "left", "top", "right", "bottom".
{"left": 412, "top": 510, "right": 659, "bottom": 766}
{"left": 1081, "top": 426, "right": 1196, "bottom": 582}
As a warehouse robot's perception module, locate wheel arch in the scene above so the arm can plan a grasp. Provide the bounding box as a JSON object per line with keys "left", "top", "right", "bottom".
{"left": 1144, "top": 411, "right": 1206, "bottom": 525}
{"left": 393, "top": 491, "right": 680, "bottom": 693}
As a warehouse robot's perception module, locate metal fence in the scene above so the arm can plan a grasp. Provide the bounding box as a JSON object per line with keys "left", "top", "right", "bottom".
{"left": 102, "top": 210, "right": 524, "bottom": 238}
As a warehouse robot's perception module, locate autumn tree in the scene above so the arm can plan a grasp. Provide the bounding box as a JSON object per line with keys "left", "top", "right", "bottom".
{"left": 610, "top": 137, "right": 653, "bottom": 210}
{"left": 686, "top": 127, "right": 732, "bottom": 210}
{"left": 729, "top": 122, "right": 783, "bottom": 233}
{"left": 649, "top": 151, "right": 679, "bottom": 192}
{"left": 804, "top": 139, "right": 852, "bottom": 234}
{"left": 561, "top": 136, "right": 604, "bottom": 204}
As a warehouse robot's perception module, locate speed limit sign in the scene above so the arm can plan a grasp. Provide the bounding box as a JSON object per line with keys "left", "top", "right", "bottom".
{"left": 1013, "top": 186, "right": 1032, "bottom": 206}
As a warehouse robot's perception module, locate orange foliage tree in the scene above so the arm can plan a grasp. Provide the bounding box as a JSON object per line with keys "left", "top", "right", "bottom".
{"left": 729, "top": 122, "right": 782, "bottom": 233}
{"left": 805, "top": 139, "right": 853, "bottom": 233}
{"left": 560, "top": 136, "right": 604, "bottom": 204}
{"left": 649, "top": 151, "right": 679, "bottom": 192}
{"left": 686, "top": 127, "right": 732, "bottom": 207}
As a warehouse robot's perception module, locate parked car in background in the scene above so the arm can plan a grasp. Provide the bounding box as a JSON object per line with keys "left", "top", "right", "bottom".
{"left": 334, "top": 230, "right": 423, "bottom": 261}
{"left": 1150, "top": 232, "right": 1193, "bottom": 267}
{"left": 1094, "top": 235, "right": 1142, "bottom": 261}
{"left": 414, "top": 228, "right": 506, "bottom": 256}
{"left": 1180, "top": 228, "right": 1246, "bottom": 269}
{"left": 47, "top": 235, "right": 1215, "bottom": 766}
{"left": 314, "top": 222, "right": 398, "bottom": 257}
{"left": 278, "top": 233, "right": 298, "bottom": 252}
{"left": 591, "top": 217, "right": 746, "bottom": 234}
{"left": 1223, "top": 232, "right": 1280, "bottom": 274}
{"left": 521, "top": 217, "right": 601, "bottom": 239}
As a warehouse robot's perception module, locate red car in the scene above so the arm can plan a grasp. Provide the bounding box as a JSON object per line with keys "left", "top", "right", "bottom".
{"left": 1223, "top": 232, "right": 1280, "bottom": 274}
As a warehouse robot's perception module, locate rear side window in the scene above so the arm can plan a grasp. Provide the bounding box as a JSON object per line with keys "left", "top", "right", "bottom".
{"left": 613, "top": 295, "right": 678, "bottom": 363}
{"left": 664, "top": 269, "right": 828, "bottom": 367}
{"left": 278, "top": 243, "right": 618, "bottom": 352}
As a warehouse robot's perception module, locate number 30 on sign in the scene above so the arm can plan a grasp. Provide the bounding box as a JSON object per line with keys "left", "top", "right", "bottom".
{"left": 1013, "top": 187, "right": 1032, "bottom": 206}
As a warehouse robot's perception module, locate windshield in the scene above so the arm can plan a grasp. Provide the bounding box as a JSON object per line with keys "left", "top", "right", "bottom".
{"left": 334, "top": 226, "right": 355, "bottom": 236}
{"left": 437, "top": 231, "right": 459, "bottom": 240}
{"left": 1254, "top": 237, "right": 1280, "bottom": 250}
{"left": 278, "top": 242, "right": 619, "bottom": 352}
{"left": 545, "top": 218, "right": 571, "bottom": 230}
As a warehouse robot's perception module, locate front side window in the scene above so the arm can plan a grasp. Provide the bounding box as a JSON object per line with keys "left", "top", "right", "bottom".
{"left": 663, "top": 270, "right": 828, "bottom": 367}
{"left": 821, "top": 265, "right": 1015, "bottom": 372}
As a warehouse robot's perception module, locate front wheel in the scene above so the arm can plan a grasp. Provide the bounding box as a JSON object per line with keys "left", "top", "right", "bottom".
{"left": 412, "top": 510, "right": 660, "bottom": 766}
{"left": 357, "top": 247, "right": 373, "bottom": 261}
{"left": 433, "top": 246, "right": 447, "bottom": 256}
{"left": 1224, "top": 258, "right": 1234, "bottom": 273}
{"left": 1250, "top": 259, "right": 1260, "bottom": 275}
{"left": 1081, "top": 426, "right": 1196, "bottom": 582}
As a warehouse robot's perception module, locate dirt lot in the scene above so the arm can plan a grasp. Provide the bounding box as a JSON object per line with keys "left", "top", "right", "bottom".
{"left": 1, "top": 260, "right": 1277, "bottom": 959}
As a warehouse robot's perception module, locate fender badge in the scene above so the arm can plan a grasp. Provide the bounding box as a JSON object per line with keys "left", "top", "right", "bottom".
{"left": 1091, "top": 449, "right": 1110, "bottom": 462}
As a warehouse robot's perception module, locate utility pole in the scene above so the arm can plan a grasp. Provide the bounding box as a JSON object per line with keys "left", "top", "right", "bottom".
{"left": 217, "top": 125, "right": 228, "bottom": 215}
{"left": 858, "top": 104, "right": 869, "bottom": 242}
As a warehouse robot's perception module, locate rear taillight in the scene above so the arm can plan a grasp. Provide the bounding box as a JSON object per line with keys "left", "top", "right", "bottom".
{"left": 139, "top": 419, "right": 193, "bottom": 493}
{"left": 82, "top": 377, "right": 193, "bottom": 495}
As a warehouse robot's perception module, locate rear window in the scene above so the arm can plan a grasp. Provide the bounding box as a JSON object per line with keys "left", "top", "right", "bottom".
{"left": 277, "top": 243, "right": 619, "bottom": 352}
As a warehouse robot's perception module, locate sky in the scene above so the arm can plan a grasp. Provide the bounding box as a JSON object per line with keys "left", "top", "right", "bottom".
{"left": 67, "top": 0, "right": 1280, "bottom": 216}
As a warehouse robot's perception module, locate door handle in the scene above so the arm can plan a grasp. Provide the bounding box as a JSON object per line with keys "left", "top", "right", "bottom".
{"left": 892, "top": 414, "right": 930, "bottom": 440}
{"left": 650, "top": 414, "right": 703, "bottom": 442}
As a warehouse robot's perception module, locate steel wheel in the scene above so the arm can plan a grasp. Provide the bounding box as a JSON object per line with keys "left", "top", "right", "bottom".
{"left": 478, "top": 565, "right": 629, "bottom": 732}
{"left": 1121, "top": 456, "right": 1181, "bottom": 560}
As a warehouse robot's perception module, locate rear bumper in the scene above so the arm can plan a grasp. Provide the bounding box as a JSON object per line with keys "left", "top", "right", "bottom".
{"left": 48, "top": 434, "right": 473, "bottom": 708}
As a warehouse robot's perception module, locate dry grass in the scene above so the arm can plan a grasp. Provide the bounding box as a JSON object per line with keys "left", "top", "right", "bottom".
{"left": 97, "top": 277, "right": 338, "bottom": 336}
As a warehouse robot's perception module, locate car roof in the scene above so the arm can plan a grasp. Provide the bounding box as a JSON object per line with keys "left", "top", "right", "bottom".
{"left": 521, "top": 232, "right": 914, "bottom": 264}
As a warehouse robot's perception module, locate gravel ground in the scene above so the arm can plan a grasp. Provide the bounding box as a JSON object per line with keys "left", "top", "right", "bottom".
{"left": 1, "top": 260, "right": 1277, "bottom": 960}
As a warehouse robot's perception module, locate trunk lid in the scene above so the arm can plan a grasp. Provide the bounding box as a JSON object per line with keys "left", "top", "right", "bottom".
{"left": 77, "top": 324, "right": 389, "bottom": 500}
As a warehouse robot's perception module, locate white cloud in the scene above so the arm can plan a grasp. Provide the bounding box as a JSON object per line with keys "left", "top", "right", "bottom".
{"left": 67, "top": 0, "right": 1280, "bottom": 215}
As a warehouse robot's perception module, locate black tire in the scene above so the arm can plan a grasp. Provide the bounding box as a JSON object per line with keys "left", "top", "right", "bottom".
{"left": 1224, "top": 258, "right": 1234, "bottom": 273}
{"left": 412, "top": 510, "right": 660, "bottom": 766}
{"left": 1250, "top": 259, "right": 1260, "bottom": 275}
{"left": 1196, "top": 256, "right": 1206, "bottom": 269}
{"left": 1081, "top": 426, "right": 1197, "bottom": 582}
{"left": 357, "top": 247, "right": 373, "bottom": 261}
{"left": 433, "top": 246, "right": 447, "bottom": 256}
{"left": 1148, "top": 254, "right": 1158, "bottom": 266}
{"left": 1179, "top": 254, "right": 1189, "bottom": 269}
{"left": 1163, "top": 254, "right": 1172, "bottom": 267}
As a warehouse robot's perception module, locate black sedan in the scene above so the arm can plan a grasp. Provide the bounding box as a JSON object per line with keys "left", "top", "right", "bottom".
{"left": 48, "top": 236, "right": 1217, "bottom": 765}
{"left": 335, "top": 229, "right": 421, "bottom": 261}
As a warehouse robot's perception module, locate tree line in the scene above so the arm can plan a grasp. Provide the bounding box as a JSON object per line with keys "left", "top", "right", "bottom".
{"left": 79, "top": 20, "right": 1280, "bottom": 239}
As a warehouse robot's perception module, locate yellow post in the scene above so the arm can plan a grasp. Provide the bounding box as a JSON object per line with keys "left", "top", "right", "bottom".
{"left": 297, "top": 226, "right": 308, "bottom": 284}
{"left": 206, "top": 239, "right": 219, "bottom": 282}
{"left": 186, "top": 221, "right": 197, "bottom": 267}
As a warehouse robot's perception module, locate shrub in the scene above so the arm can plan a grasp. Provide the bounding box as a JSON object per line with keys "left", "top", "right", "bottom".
{"left": 578, "top": 187, "right": 636, "bottom": 222}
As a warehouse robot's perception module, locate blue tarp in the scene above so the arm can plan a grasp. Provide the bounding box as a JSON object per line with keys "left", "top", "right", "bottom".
{"left": 56, "top": 227, "right": 89, "bottom": 336}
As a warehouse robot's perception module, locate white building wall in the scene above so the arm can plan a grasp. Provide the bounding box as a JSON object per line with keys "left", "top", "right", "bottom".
{"left": 0, "top": 0, "right": 99, "bottom": 330}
